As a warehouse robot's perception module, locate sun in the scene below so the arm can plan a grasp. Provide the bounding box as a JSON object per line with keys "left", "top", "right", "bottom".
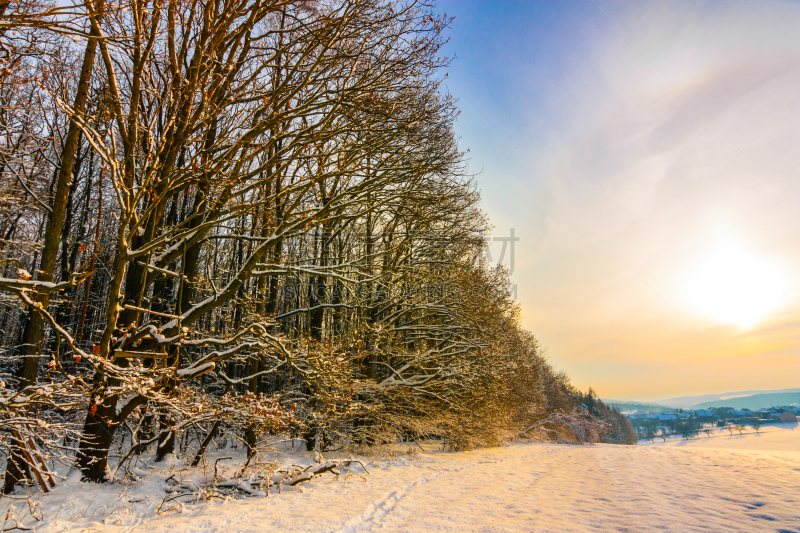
{"left": 684, "top": 239, "right": 788, "bottom": 329}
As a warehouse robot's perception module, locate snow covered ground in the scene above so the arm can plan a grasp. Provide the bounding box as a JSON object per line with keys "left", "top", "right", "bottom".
{"left": 641, "top": 421, "right": 799, "bottom": 452}
{"left": 2, "top": 423, "right": 798, "bottom": 532}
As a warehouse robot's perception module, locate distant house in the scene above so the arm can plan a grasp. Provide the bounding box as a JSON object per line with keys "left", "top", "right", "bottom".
{"left": 780, "top": 412, "right": 797, "bottom": 423}
{"left": 657, "top": 414, "right": 677, "bottom": 421}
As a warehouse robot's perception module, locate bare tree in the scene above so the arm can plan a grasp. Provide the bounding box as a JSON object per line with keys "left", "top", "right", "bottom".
{"left": 0, "top": 0, "right": 619, "bottom": 490}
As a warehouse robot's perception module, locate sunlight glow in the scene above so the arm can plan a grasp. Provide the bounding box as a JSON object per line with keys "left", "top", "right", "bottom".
{"left": 684, "top": 239, "right": 789, "bottom": 329}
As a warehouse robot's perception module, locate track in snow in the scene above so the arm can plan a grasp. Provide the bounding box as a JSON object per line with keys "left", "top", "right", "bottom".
{"left": 27, "top": 424, "right": 800, "bottom": 533}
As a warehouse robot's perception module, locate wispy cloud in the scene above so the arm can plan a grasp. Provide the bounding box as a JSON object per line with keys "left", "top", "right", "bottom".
{"left": 442, "top": 0, "right": 800, "bottom": 398}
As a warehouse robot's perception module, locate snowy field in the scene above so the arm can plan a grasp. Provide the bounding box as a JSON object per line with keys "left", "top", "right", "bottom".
{"left": 640, "top": 421, "right": 799, "bottom": 452}
{"left": 2, "top": 423, "right": 798, "bottom": 532}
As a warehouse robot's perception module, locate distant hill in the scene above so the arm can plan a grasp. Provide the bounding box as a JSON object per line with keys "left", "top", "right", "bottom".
{"left": 690, "top": 391, "right": 800, "bottom": 411}
{"left": 606, "top": 388, "right": 800, "bottom": 412}
{"left": 656, "top": 388, "right": 800, "bottom": 408}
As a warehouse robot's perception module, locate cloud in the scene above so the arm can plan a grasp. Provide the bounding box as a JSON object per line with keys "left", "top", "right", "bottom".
{"left": 441, "top": 0, "right": 800, "bottom": 397}
{"left": 513, "top": 0, "right": 800, "bottom": 397}
{"left": 537, "top": 19, "right": 800, "bottom": 262}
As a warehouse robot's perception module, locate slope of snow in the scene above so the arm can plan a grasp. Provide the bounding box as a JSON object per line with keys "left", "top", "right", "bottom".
{"left": 3, "top": 425, "right": 798, "bottom": 532}
{"left": 641, "top": 422, "right": 799, "bottom": 452}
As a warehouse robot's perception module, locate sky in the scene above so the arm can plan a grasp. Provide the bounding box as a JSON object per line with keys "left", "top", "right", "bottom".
{"left": 435, "top": 0, "right": 800, "bottom": 401}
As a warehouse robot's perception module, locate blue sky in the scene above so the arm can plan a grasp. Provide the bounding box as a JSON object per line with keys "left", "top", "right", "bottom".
{"left": 435, "top": 0, "right": 800, "bottom": 400}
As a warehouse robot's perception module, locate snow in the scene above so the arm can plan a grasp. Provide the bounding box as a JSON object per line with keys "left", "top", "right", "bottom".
{"left": 2, "top": 424, "right": 798, "bottom": 532}
{"left": 176, "top": 362, "right": 215, "bottom": 378}
{"left": 115, "top": 394, "right": 137, "bottom": 417}
{"left": 641, "top": 421, "right": 800, "bottom": 452}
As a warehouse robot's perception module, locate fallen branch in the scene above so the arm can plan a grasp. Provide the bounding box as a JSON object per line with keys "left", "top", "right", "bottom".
{"left": 164, "top": 459, "right": 369, "bottom": 500}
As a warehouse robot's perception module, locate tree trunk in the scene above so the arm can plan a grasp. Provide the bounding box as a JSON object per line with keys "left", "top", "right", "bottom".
{"left": 7, "top": 3, "right": 106, "bottom": 492}
{"left": 154, "top": 408, "right": 175, "bottom": 462}
{"left": 16, "top": 2, "right": 105, "bottom": 386}
{"left": 2, "top": 438, "right": 31, "bottom": 494}
{"left": 75, "top": 401, "right": 118, "bottom": 483}
{"left": 191, "top": 421, "right": 221, "bottom": 467}
{"left": 244, "top": 356, "right": 260, "bottom": 458}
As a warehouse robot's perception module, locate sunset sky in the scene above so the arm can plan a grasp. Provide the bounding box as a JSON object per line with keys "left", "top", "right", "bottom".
{"left": 437, "top": 0, "right": 800, "bottom": 401}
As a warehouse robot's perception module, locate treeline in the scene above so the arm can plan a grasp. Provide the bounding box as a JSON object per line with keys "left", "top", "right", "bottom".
{"left": 632, "top": 419, "right": 711, "bottom": 441}
{"left": 605, "top": 401, "right": 675, "bottom": 413}
{"left": 0, "top": 0, "right": 621, "bottom": 492}
{"left": 578, "top": 390, "right": 636, "bottom": 445}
